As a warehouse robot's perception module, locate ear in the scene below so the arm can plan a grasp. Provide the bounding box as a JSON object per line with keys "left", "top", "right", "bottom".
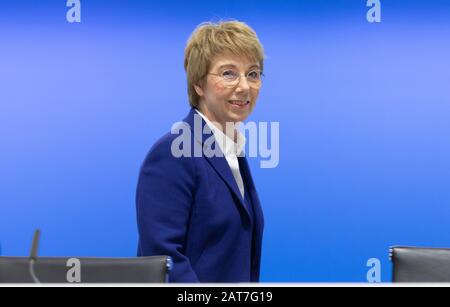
{"left": 194, "top": 83, "right": 204, "bottom": 97}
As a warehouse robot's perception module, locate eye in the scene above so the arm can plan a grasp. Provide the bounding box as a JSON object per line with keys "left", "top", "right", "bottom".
{"left": 221, "top": 70, "right": 239, "bottom": 80}
{"left": 247, "top": 70, "right": 261, "bottom": 80}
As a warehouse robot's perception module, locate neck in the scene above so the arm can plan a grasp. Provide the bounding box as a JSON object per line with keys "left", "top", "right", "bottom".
{"left": 197, "top": 106, "right": 238, "bottom": 143}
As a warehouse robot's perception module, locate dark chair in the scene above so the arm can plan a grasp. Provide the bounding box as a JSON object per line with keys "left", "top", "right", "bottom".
{"left": 390, "top": 246, "right": 450, "bottom": 282}
{"left": 0, "top": 256, "right": 172, "bottom": 283}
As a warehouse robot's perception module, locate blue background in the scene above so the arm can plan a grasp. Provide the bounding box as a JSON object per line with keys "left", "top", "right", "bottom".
{"left": 1, "top": 0, "right": 450, "bottom": 282}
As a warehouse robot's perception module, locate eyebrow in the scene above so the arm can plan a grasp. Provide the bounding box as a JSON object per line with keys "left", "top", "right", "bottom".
{"left": 217, "top": 64, "right": 261, "bottom": 71}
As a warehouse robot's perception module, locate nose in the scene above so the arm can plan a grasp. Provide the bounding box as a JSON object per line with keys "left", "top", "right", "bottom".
{"left": 236, "top": 73, "right": 250, "bottom": 92}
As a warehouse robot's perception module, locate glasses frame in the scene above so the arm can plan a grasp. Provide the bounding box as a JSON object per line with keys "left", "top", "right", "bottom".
{"left": 207, "top": 69, "right": 264, "bottom": 89}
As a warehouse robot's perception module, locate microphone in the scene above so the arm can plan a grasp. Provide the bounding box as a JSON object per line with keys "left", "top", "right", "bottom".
{"left": 29, "top": 229, "right": 41, "bottom": 284}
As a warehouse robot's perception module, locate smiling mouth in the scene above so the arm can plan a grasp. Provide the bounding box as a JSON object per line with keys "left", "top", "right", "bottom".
{"left": 228, "top": 100, "right": 250, "bottom": 106}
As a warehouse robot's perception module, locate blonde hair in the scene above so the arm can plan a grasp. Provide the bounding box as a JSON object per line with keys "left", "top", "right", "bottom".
{"left": 184, "top": 20, "right": 265, "bottom": 108}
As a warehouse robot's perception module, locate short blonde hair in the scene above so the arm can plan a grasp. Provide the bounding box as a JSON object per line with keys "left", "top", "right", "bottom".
{"left": 184, "top": 20, "right": 265, "bottom": 108}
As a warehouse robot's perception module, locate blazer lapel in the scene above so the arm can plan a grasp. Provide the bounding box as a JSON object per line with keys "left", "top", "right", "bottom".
{"left": 238, "top": 156, "right": 265, "bottom": 281}
{"left": 239, "top": 156, "right": 264, "bottom": 238}
{"left": 205, "top": 155, "right": 251, "bottom": 219}
{"left": 183, "top": 108, "right": 251, "bottom": 220}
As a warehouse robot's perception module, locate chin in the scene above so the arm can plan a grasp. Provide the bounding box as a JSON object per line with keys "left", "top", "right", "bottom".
{"left": 227, "top": 111, "right": 249, "bottom": 123}
{"left": 226, "top": 107, "right": 252, "bottom": 122}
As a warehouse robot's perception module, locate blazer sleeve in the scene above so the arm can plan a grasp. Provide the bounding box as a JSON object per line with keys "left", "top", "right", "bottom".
{"left": 136, "top": 135, "right": 199, "bottom": 283}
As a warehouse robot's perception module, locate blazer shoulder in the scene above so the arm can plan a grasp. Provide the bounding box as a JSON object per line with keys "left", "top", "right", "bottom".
{"left": 147, "top": 131, "right": 179, "bottom": 156}
{"left": 140, "top": 131, "right": 197, "bottom": 175}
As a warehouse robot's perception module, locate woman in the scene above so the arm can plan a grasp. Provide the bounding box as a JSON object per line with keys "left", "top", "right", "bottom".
{"left": 136, "top": 20, "right": 265, "bottom": 283}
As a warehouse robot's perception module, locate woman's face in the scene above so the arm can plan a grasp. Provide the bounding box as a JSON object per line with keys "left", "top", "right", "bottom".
{"left": 195, "top": 53, "right": 262, "bottom": 129}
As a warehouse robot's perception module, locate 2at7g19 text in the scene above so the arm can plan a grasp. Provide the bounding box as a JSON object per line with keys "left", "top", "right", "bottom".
{"left": 221, "top": 291, "right": 273, "bottom": 303}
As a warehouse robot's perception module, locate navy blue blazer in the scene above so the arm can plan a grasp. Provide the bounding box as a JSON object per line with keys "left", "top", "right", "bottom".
{"left": 136, "top": 108, "right": 264, "bottom": 283}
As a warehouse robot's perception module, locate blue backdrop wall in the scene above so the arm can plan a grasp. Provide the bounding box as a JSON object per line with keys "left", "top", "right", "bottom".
{"left": 1, "top": 0, "right": 450, "bottom": 282}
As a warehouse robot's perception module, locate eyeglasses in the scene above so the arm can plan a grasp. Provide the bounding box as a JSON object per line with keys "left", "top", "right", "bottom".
{"left": 208, "top": 69, "right": 264, "bottom": 89}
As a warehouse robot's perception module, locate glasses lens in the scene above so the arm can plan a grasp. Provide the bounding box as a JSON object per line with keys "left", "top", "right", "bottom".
{"left": 247, "top": 71, "right": 263, "bottom": 88}
{"left": 247, "top": 70, "right": 262, "bottom": 81}
{"left": 221, "top": 70, "right": 239, "bottom": 82}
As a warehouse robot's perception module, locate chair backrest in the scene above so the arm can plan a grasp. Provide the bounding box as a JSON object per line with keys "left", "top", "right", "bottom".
{"left": 391, "top": 246, "right": 450, "bottom": 282}
{"left": 0, "top": 256, "right": 172, "bottom": 283}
